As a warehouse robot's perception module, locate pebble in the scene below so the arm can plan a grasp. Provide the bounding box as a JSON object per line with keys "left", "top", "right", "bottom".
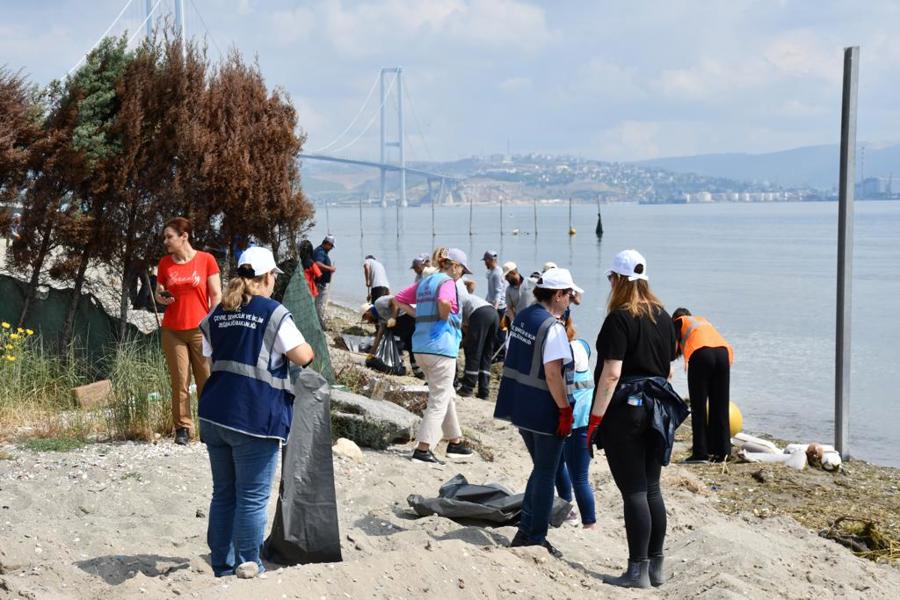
{"left": 235, "top": 561, "right": 259, "bottom": 579}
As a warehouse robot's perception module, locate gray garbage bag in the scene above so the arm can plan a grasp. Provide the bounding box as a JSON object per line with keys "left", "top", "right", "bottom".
{"left": 263, "top": 368, "right": 342, "bottom": 564}
{"left": 407, "top": 474, "right": 572, "bottom": 527}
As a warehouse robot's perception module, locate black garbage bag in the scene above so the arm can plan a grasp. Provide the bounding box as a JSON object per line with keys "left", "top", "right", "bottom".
{"left": 365, "top": 330, "right": 406, "bottom": 376}
{"left": 407, "top": 474, "right": 572, "bottom": 527}
{"left": 263, "top": 368, "right": 342, "bottom": 565}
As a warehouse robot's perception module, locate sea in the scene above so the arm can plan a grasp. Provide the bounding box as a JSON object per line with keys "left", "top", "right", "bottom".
{"left": 306, "top": 200, "right": 900, "bottom": 467}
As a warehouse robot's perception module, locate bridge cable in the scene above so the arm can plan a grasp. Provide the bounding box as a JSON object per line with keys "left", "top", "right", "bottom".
{"left": 189, "top": 0, "right": 226, "bottom": 58}
{"left": 403, "top": 82, "right": 434, "bottom": 163}
{"left": 68, "top": 0, "right": 139, "bottom": 75}
{"left": 126, "top": 0, "right": 164, "bottom": 47}
{"left": 309, "top": 73, "right": 382, "bottom": 153}
{"left": 326, "top": 71, "right": 398, "bottom": 155}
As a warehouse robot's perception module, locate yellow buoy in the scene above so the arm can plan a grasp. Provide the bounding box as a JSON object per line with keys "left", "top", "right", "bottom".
{"left": 706, "top": 401, "right": 743, "bottom": 437}
{"left": 568, "top": 227, "right": 576, "bottom": 236}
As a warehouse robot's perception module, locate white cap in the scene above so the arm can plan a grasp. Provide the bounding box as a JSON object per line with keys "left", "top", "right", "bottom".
{"left": 542, "top": 261, "right": 557, "bottom": 273}
{"left": 237, "top": 247, "right": 283, "bottom": 277}
{"left": 502, "top": 261, "right": 518, "bottom": 276}
{"left": 446, "top": 248, "right": 472, "bottom": 274}
{"left": 536, "top": 267, "right": 583, "bottom": 294}
{"left": 608, "top": 249, "right": 648, "bottom": 281}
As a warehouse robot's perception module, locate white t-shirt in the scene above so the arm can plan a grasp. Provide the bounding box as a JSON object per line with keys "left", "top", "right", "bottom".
{"left": 542, "top": 322, "right": 573, "bottom": 366}
{"left": 202, "top": 314, "right": 306, "bottom": 369}
{"left": 570, "top": 339, "right": 590, "bottom": 372}
{"left": 365, "top": 258, "right": 390, "bottom": 289}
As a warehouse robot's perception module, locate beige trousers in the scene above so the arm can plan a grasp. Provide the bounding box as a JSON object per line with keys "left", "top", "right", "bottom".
{"left": 161, "top": 327, "right": 210, "bottom": 430}
{"left": 415, "top": 353, "right": 462, "bottom": 447}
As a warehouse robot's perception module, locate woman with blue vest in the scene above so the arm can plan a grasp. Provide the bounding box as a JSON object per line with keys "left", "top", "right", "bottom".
{"left": 198, "top": 247, "right": 314, "bottom": 578}
{"left": 494, "top": 267, "right": 583, "bottom": 558}
{"left": 587, "top": 249, "right": 682, "bottom": 589}
{"left": 394, "top": 248, "right": 474, "bottom": 464}
{"left": 561, "top": 323, "right": 597, "bottom": 528}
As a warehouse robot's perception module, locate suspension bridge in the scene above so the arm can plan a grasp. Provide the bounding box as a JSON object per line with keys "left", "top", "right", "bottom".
{"left": 76, "top": 0, "right": 461, "bottom": 210}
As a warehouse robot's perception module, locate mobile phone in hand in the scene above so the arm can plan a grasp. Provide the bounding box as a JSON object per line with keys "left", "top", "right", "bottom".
{"left": 160, "top": 290, "right": 173, "bottom": 299}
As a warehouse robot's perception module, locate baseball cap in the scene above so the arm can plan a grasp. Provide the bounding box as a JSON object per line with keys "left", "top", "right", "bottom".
{"left": 542, "top": 261, "right": 557, "bottom": 273}
{"left": 323, "top": 234, "right": 336, "bottom": 246}
{"left": 536, "top": 267, "right": 583, "bottom": 294}
{"left": 410, "top": 252, "right": 429, "bottom": 268}
{"left": 482, "top": 250, "right": 498, "bottom": 261}
{"left": 502, "top": 261, "right": 518, "bottom": 276}
{"left": 237, "top": 246, "right": 283, "bottom": 276}
{"left": 446, "top": 248, "right": 472, "bottom": 274}
{"left": 607, "top": 249, "right": 649, "bottom": 282}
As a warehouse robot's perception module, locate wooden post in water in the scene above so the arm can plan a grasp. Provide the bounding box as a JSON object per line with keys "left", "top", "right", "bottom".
{"left": 499, "top": 194, "right": 504, "bottom": 236}
{"left": 835, "top": 46, "right": 859, "bottom": 460}
{"left": 533, "top": 198, "right": 538, "bottom": 236}
{"left": 596, "top": 196, "right": 604, "bottom": 237}
{"left": 359, "top": 195, "right": 363, "bottom": 238}
{"left": 468, "top": 194, "right": 473, "bottom": 236}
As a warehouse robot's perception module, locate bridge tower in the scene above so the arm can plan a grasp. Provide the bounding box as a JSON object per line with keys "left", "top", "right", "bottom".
{"left": 147, "top": 1, "right": 186, "bottom": 42}
{"left": 379, "top": 67, "right": 406, "bottom": 208}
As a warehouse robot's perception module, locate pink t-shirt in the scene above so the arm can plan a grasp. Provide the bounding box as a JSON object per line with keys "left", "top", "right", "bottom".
{"left": 395, "top": 279, "right": 459, "bottom": 313}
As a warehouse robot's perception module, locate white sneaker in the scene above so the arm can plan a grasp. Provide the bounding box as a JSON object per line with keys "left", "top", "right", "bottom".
{"left": 564, "top": 508, "right": 579, "bottom": 525}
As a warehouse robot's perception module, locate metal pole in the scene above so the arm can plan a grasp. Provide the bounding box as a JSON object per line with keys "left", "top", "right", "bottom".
{"left": 533, "top": 198, "right": 538, "bottom": 236}
{"left": 359, "top": 195, "right": 363, "bottom": 238}
{"left": 499, "top": 194, "right": 503, "bottom": 236}
{"left": 174, "top": 0, "right": 186, "bottom": 42}
{"left": 379, "top": 69, "right": 386, "bottom": 210}
{"left": 835, "top": 46, "right": 859, "bottom": 460}
{"left": 569, "top": 195, "right": 573, "bottom": 230}
{"left": 398, "top": 67, "right": 406, "bottom": 210}
{"left": 469, "top": 194, "right": 473, "bottom": 236}
{"left": 145, "top": 0, "right": 153, "bottom": 39}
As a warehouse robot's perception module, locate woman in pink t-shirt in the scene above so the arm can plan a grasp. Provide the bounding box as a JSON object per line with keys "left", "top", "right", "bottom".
{"left": 155, "top": 217, "right": 222, "bottom": 445}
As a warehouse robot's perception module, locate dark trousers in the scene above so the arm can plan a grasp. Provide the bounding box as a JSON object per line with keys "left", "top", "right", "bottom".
{"left": 460, "top": 306, "right": 498, "bottom": 397}
{"left": 494, "top": 307, "right": 508, "bottom": 361}
{"left": 601, "top": 399, "right": 666, "bottom": 562}
{"left": 518, "top": 429, "right": 566, "bottom": 543}
{"left": 392, "top": 314, "right": 417, "bottom": 367}
{"left": 370, "top": 286, "right": 389, "bottom": 302}
{"left": 687, "top": 346, "right": 731, "bottom": 459}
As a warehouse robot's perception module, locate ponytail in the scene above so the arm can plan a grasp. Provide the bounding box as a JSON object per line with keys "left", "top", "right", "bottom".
{"left": 222, "top": 274, "right": 266, "bottom": 311}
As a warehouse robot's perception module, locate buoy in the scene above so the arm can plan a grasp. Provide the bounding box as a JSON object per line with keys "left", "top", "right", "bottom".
{"left": 568, "top": 227, "right": 576, "bottom": 236}
{"left": 707, "top": 401, "right": 743, "bottom": 436}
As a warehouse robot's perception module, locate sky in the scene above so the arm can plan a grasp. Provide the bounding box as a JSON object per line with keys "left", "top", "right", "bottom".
{"left": 3, "top": 0, "right": 900, "bottom": 162}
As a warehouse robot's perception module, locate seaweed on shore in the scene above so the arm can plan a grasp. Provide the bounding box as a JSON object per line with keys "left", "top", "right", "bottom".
{"left": 820, "top": 516, "right": 899, "bottom": 561}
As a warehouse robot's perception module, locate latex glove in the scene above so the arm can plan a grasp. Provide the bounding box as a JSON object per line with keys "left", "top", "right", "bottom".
{"left": 556, "top": 406, "right": 574, "bottom": 437}
{"left": 587, "top": 414, "right": 603, "bottom": 449}
{"left": 386, "top": 317, "right": 397, "bottom": 329}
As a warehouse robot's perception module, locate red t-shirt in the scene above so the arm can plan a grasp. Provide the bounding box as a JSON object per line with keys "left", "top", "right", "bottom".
{"left": 157, "top": 251, "right": 220, "bottom": 330}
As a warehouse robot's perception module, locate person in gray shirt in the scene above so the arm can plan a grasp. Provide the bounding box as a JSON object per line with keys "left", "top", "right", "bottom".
{"left": 363, "top": 255, "right": 391, "bottom": 302}
{"left": 503, "top": 261, "right": 536, "bottom": 321}
{"left": 456, "top": 279, "right": 498, "bottom": 399}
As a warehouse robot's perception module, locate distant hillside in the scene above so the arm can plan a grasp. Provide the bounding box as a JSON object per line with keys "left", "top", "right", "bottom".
{"left": 636, "top": 144, "right": 900, "bottom": 189}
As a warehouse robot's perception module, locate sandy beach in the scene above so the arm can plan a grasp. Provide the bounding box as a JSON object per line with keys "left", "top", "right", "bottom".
{"left": 1, "top": 304, "right": 899, "bottom": 599}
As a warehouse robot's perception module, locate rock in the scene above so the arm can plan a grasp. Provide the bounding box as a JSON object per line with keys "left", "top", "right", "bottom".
{"left": 71, "top": 380, "right": 114, "bottom": 409}
{"left": 235, "top": 561, "right": 259, "bottom": 579}
{"left": 195, "top": 509, "right": 206, "bottom": 518}
{"left": 331, "top": 389, "right": 420, "bottom": 449}
{"left": 332, "top": 438, "right": 365, "bottom": 462}
{"left": 752, "top": 468, "right": 773, "bottom": 484}
{"left": 382, "top": 385, "right": 429, "bottom": 416}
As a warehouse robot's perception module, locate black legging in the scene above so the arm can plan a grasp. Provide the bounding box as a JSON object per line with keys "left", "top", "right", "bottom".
{"left": 687, "top": 346, "right": 731, "bottom": 458}
{"left": 601, "top": 399, "right": 666, "bottom": 561}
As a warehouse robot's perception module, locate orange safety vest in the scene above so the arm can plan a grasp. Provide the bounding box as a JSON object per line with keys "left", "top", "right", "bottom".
{"left": 676, "top": 316, "right": 734, "bottom": 367}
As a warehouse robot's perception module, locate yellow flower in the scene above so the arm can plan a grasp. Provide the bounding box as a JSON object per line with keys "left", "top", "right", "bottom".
{"left": 0, "top": 323, "right": 9, "bottom": 329}
{"left": 4, "top": 355, "right": 14, "bottom": 362}
{"left": 4, "top": 345, "right": 11, "bottom": 351}
{"left": 26, "top": 329, "right": 34, "bottom": 336}
{"left": 9, "top": 334, "right": 19, "bottom": 341}
{"left": 16, "top": 328, "right": 23, "bottom": 333}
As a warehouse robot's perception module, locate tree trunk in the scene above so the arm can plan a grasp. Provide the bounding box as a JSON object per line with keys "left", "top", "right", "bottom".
{"left": 17, "top": 221, "right": 54, "bottom": 327}
{"left": 118, "top": 261, "right": 131, "bottom": 342}
{"left": 61, "top": 246, "right": 92, "bottom": 350}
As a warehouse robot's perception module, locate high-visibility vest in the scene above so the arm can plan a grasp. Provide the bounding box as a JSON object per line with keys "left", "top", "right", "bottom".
{"left": 494, "top": 304, "right": 573, "bottom": 435}
{"left": 411, "top": 272, "right": 462, "bottom": 358}
{"left": 199, "top": 296, "right": 295, "bottom": 442}
{"left": 677, "top": 315, "right": 733, "bottom": 367}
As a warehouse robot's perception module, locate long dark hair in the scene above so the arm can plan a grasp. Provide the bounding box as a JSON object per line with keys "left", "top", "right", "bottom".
{"left": 298, "top": 239, "right": 314, "bottom": 269}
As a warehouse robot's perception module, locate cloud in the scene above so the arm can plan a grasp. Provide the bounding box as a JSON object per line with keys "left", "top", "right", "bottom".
{"left": 594, "top": 120, "right": 663, "bottom": 161}
{"left": 268, "top": 6, "right": 315, "bottom": 46}
{"left": 498, "top": 77, "right": 532, "bottom": 92}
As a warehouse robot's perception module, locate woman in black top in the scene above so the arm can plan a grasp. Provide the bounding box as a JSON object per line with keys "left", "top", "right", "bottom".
{"left": 588, "top": 249, "right": 677, "bottom": 589}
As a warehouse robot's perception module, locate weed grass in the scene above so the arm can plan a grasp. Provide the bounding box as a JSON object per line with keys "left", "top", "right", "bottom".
{"left": 20, "top": 437, "right": 87, "bottom": 452}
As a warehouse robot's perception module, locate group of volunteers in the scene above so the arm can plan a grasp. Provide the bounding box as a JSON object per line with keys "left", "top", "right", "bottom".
{"left": 151, "top": 218, "right": 736, "bottom": 588}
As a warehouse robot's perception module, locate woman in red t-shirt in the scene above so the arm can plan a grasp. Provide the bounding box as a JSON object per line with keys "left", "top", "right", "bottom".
{"left": 156, "top": 217, "right": 222, "bottom": 445}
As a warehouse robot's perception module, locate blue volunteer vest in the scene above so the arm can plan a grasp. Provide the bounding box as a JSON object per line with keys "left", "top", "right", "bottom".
{"left": 411, "top": 272, "right": 462, "bottom": 358}
{"left": 494, "top": 303, "right": 573, "bottom": 435}
{"left": 198, "top": 295, "right": 295, "bottom": 442}
{"left": 567, "top": 339, "right": 594, "bottom": 429}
